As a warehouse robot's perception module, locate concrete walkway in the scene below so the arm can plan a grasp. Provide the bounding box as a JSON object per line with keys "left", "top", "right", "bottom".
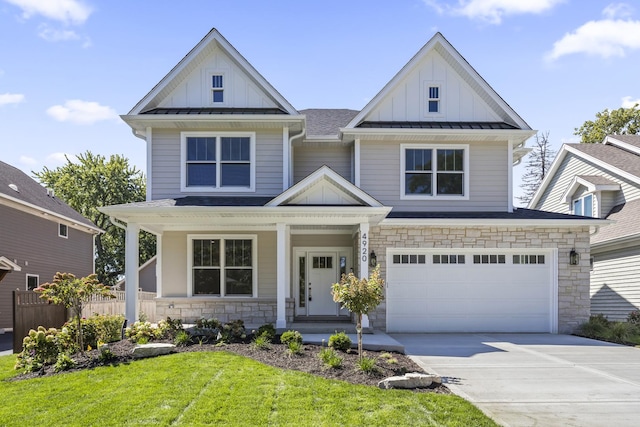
{"left": 392, "top": 333, "right": 640, "bottom": 427}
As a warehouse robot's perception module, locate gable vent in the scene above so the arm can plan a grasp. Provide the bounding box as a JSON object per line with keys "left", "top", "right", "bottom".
{"left": 8, "top": 183, "right": 18, "bottom": 192}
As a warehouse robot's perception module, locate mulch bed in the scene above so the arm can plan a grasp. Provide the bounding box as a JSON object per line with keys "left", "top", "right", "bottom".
{"left": 12, "top": 339, "right": 449, "bottom": 393}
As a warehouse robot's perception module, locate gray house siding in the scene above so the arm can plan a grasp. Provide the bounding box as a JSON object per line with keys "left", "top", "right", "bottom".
{"left": 0, "top": 204, "right": 94, "bottom": 329}
{"left": 359, "top": 139, "right": 509, "bottom": 211}
{"left": 591, "top": 245, "right": 640, "bottom": 321}
{"left": 151, "top": 128, "right": 284, "bottom": 200}
{"left": 293, "top": 145, "right": 352, "bottom": 184}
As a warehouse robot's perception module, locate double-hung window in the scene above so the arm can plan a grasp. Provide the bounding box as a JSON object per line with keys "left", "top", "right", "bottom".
{"left": 182, "top": 132, "right": 255, "bottom": 191}
{"left": 189, "top": 235, "right": 256, "bottom": 297}
{"left": 402, "top": 145, "right": 468, "bottom": 199}
{"left": 211, "top": 74, "right": 224, "bottom": 103}
{"left": 573, "top": 194, "right": 593, "bottom": 217}
{"left": 428, "top": 86, "right": 440, "bottom": 113}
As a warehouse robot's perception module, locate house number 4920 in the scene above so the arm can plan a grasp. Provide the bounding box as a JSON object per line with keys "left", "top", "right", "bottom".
{"left": 361, "top": 233, "right": 368, "bottom": 262}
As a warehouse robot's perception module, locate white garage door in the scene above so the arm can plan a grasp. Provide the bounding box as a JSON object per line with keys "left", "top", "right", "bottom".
{"left": 386, "top": 250, "right": 556, "bottom": 333}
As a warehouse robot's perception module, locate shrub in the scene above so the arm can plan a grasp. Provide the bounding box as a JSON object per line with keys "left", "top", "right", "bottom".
{"left": 98, "top": 346, "right": 116, "bottom": 363}
{"left": 590, "top": 313, "right": 610, "bottom": 326}
{"left": 280, "top": 330, "right": 303, "bottom": 346}
{"left": 256, "top": 323, "right": 276, "bottom": 340}
{"left": 14, "top": 326, "right": 72, "bottom": 373}
{"left": 54, "top": 353, "right": 76, "bottom": 372}
{"left": 64, "top": 314, "right": 125, "bottom": 351}
{"left": 196, "top": 317, "right": 221, "bottom": 330}
{"left": 328, "top": 331, "right": 351, "bottom": 352}
{"left": 319, "top": 347, "right": 342, "bottom": 369}
{"left": 606, "top": 321, "right": 634, "bottom": 344}
{"left": 219, "top": 320, "right": 246, "bottom": 343}
{"left": 252, "top": 334, "right": 271, "bottom": 350}
{"left": 627, "top": 310, "right": 640, "bottom": 326}
{"left": 125, "top": 321, "right": 156, "bottom": 343}
{"left": 379, "top": 352, "right": 398, "bottom": 364}
{"left": 286, "top": 340, "right": 303, "bottom": 356}
{"left": 156, "top": 317, "right": 183, "bottom": 340}
{"left": 174, "top": 330, "right": 191, "bottom": 347}
{"left": 356, "top": 355, "right": 380, "bottom": 374}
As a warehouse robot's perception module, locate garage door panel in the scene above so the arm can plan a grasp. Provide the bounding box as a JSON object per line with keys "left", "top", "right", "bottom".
{"left": 386, "top": 250, "right": 554, "bottom": 333}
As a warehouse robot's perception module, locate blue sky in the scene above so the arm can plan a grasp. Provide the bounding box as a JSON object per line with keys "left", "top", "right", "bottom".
{"left": 1, "top": 0, "right": 639, "bottom": 205}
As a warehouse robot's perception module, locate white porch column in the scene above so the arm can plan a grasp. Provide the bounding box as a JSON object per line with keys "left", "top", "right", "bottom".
{"left": 125, "top": 223, "right": 140, "bottom": 325}
{"left": 155, "top": 234, "right": 162, "bottom": 298}
{"left": 359, "top": 222, "right": 370, "bottom": 329}
{"left": 276, "top": 223, "right": 287, "bottom": 328}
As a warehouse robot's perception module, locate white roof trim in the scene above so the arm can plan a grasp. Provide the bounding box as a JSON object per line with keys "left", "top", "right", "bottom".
{"left": 266, "top": 165, "right": 383, "bottom": 207}
{"left": 344, "top": 32, "right": 530, "bottom": 131}
{"left": 0, "top": 256, "right": 21, "bottom": 272}
{"left": 560, "top": 176, "right": 621, "bottom": 204}
{"left": 604, "top": 135, "right": 640, "bottom": 156}
{"left": 381, "top": 218, "right": 608, "bottom": 226}
{"left": 128, "top": 28, "right": 298, "bottom": 116}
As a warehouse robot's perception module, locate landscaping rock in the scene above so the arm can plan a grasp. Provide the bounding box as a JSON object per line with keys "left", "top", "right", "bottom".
{"left": 132, "top": 343, "right": 176, "bottom": 359}
{"left": 377, "top": 372, "right": 442, "bottom": 389}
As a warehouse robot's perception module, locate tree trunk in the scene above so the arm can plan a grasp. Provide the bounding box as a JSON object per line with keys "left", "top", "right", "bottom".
{"left": 356, "top": 313, "right": 363, "bottom": 361}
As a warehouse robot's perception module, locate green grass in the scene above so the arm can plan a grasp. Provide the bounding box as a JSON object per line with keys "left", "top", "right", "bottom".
{"left": 0, "top": 352, "right": 496, "bottom": 426}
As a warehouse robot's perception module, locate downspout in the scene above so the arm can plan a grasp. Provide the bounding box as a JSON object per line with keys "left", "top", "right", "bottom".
{"left": 287, "top": 125, "right": 305, "bottom": 187}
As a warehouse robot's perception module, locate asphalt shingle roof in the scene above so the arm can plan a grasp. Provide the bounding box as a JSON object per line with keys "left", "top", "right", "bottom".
{"left": 592, "top": 198, "right": 640, "bottom": 245}
{"left": 576, "top": 175, "right": 619, "bottom": 186}
{"left": 568, "top": 143, "right": 640, "bottom": 177}
{"left": 300, "top": 109, "right": 359, "bottom": 137}
{"left": 0, "top": 161, "right": 96, "bottom": 228}
{"left": 608, "top": 134, "right": 640, "bottom": 149}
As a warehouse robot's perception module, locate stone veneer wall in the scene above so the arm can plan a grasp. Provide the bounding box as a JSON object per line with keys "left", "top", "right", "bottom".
{"left": 367, "top": 225, "right": 591, "bottom": 334}
{"left": 156, "top": 298, "right": 295, "bottom": 327}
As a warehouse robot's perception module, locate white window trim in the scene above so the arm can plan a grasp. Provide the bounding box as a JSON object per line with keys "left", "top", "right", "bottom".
{"left": 400, "top": 144, "right": 470, "bottom": 200}
{"left": 423, "top": 81, "right": 445, "bottom": 117}
{"left": 58, "top": 223, "right": 68, "bottom": 238}
{"left": 208, "top": 71, "right": 227, "bottom": 106}
{"left": 187, "top": 234, "right": 258, "bottom": 298}
{"left": 180, "top": 131, "right": 256, "bottom": 192}
{"left": 572, "top": 193, "right": 594, "bottom": 217}
{"left": 26, "top": 274, "right": 39, "bottom": 291}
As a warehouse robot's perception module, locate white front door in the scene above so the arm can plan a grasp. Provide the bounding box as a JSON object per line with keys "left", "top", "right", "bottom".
{"left": 308, "top": 252, "right": 339, "bottom": 316}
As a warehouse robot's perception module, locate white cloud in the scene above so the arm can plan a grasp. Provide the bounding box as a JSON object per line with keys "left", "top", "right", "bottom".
{"left": 46, "top": 100, "right": 119, "bottom": 125}
{"left": 603, "top": 3, "right": 634, "bottom": 19}
{"left": 0, "top": 92, "right": 25, "bottom": 106}
{"left": 38, "top": 23, "right": 80, "bottom": 42}
{"left": 19, "top": 155, "right": 38, "bottom": 166}
{"left": 5, "top": 0, "right": 92, "bottom": 25}
{"left": 46, "top": 152, "right": 71, "bottom": 165}
{"left": 424, "top": 0, "right": 564, "bottom": 24}
{"left": 622, "top": 96, "right": 640, "bottom": 108}
{"left": 546, "top": 18, "right": 640, "bottom": 60}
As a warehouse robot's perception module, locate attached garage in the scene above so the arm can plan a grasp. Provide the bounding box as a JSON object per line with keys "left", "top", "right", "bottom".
{"left": 386, "top": 249, "right": 557, "bottom": 333}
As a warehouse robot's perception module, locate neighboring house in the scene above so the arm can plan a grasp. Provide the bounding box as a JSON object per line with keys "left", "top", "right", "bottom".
{"left": 101, "top": 29, "right": 602, "bottom": 334}
{"left": 116, "top": 255, "right": 157, "bottom": 293}
{"left": 0, "top": 161, "right": 101, "bottom": 330}
{"left": 530, "top": 135, "right": 640, "bottom": 320}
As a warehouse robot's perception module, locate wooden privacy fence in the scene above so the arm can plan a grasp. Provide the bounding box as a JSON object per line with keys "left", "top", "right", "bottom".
{"left": 13, "top": 290, "right": 66, "bottom": 353}
{"left": 83, "top": 291, "right": 157, "bottom": 322}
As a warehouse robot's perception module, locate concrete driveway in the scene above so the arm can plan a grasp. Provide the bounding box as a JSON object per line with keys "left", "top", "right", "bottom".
{"left": 391, "top": 333, "right": 640, "bottom": 427}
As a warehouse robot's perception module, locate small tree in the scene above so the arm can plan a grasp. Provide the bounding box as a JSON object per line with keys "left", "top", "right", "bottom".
{"left": 518, "top": 131, "right": 555, "bottom": 205}
{"left": 331, "top": 265, "right": 384, "bottom": 360}
{"left": 36, "top": 272, "right": 115, "bottom": 352}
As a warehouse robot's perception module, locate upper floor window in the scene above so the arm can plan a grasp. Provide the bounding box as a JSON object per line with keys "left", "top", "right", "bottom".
{"left": 188, "top": 235, "right": 257, "bottom": 297}
{"left": 211, "top": 74, "right": 224, "bottom": 103}
{"left": 428, "top": 86, "right": 440, "bottom": 113}
{"left": 181, "top": 132, "right": 255, "bottom": 192}
{"left": 401, "top": 145, "right": 469, "bottom": 199}
{"left": 58, "top": 223, "right": 68, "bottom": 238}
{"left": 573, "top": 194, "right": 593, "bottom": 217}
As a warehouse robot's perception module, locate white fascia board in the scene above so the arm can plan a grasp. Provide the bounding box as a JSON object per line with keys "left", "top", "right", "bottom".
{"left": 0, "top": 194, "right": 102, "bottom": 234}
{"left": 340, "top": 127, "right": 535, "bottom": 142}
{"left": 604, "top": 135, "right": 640, "bottom": 156}
{"left": 381, "top": 217, "right": 609, "bottom": 227}
{"left": 121, "top": 114, "right": 305, "bottom": 132}
{"left": 560, "top": 176, "right": 621, "bottom": 204}
{"left": 0, "top": 256, "right": 22, "bottom": 272}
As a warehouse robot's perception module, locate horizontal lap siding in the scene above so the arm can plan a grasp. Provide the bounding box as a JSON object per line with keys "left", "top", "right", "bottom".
{"left": 0, "top": 205, "right": 94, "bottom": 328}
{"left": 591, "top": 247, "right": 640, "bottom": 320}
{"left": 535, "top": 154, "right": 640, "bottom": 214}
{"left": 360, "top": 140, "right": 508, "bottom": 211}
{"left": 151, "top": 129, "right": 283, "bottom": 200}
{"left": 293, "top": 146, "right": 352, "bottom": 183}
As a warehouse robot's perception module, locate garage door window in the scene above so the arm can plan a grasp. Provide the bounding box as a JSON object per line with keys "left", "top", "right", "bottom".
{"left": 513, "top": 255, "right": 545, "bottom": 264}
{"left": 392, "top": 254, "right": 426, "bottom": 264}
{"left": 473, "top": 254, "right": 506, "bottom": 264}
{"left": 433, "top": 254, "right": 466, "bottom": 264}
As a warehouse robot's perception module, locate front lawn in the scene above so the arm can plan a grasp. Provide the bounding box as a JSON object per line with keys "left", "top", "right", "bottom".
{"left": 0, "top": 352, "right": 496, "bottom": 426}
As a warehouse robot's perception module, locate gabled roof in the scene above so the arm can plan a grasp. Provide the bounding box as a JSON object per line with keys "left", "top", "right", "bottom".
{"left": 560, "top": 175, "right": 621, "bottom": 204}
{"left": 128, "top": 28, "right": 298, "bottom": 116}
{"left": 0, "top": 161, "right": 100, "bottom": 233}
{"left": 345, "top": 32, "right": 531, "bottom": 131}
{"left": 300, "top": 109, "right": 359, "bottom": 138}
{"left": 0, "top": 256, "right": 21, "bottom": 272}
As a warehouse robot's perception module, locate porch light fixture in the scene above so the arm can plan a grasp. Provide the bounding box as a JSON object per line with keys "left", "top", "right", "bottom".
{"left": 369, "top": 250, "right": 377, "bottom": 267}
{"left": 569, "top": 249, "right": 580, "bottom": 266}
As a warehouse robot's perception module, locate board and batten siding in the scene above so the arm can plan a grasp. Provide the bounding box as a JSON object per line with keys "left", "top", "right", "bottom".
{"left": 151, "top": 128, "right": 284, "bottom": 200}
{"left": 359, "top": 139, "right": 509, "bottom": 211}
{"left": 293, "top": 146, "right": 352, "bottom": 184}
{"left": 0, "top": 204, "right": 94, "bottom": 328}
{"left": 161, "top": 231, "right": 277, "bottom": 299}
{"left": 591, "top": 245, "right": 640, "bottom": 320}
{"left": 535, "top": 153, "right": 640, "bottom": 214}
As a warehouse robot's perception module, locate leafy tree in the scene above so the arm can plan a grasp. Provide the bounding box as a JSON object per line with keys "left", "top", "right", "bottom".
{"left": 519, "top": 131, "right": 555, "bottom": 205}
{"left": 574, "top": 104, "right": 640, "bottom": 143}
{"left": 34, "top": 151, "right": 155, "bottom": 285}
{"left": 36, "top": 272, "right": 115, "bottom": 352}
{"left": 331, "top": 266, "right": 384, "bottom": 360}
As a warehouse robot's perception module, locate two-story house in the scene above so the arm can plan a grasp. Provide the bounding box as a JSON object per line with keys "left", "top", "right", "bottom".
{"left": 101, "top": 29, "right": 601, "bottom": 334}
{"left": 530, "top": 135, "right": 640, "bottom": 320}
{"left": 0, "top": 161, "right": 101, "bottom": 331}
